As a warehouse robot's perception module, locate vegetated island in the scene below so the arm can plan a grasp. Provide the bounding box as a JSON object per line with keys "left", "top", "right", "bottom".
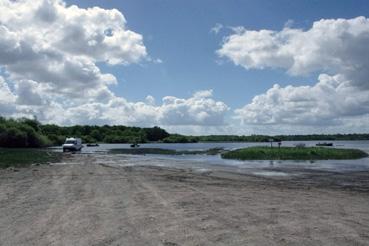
{"left": 221, "top": 146, "right": 369, "bottom": 160}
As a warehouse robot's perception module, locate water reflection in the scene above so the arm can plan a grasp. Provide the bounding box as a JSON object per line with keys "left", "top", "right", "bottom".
{"left": 51, "top": 140, "right": 369, "bottom": 175}
{"left": 269, "top": 160, "right": 274, "bottom": 167}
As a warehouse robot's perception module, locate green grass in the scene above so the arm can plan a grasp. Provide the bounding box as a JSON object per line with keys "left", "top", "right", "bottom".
{"left": 221, "top": 146, "right": 369, "bottom": 160}
{"left": 0, "top": 148, "right": 62, "bottom": 168}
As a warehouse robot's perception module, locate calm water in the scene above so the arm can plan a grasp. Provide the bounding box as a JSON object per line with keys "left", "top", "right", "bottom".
{"left": 80, "top": 140, "right": 369, "bottom": 153}
{"left": 52, "top": 141, "right": 369, "bottom": 176}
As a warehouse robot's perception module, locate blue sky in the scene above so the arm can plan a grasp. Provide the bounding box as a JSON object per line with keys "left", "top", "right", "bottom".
{"left": 67, "top": 0, "right": 369, "bottom": 109}
{"left": 1, "top": 0, "right": 369, "bottom": 134}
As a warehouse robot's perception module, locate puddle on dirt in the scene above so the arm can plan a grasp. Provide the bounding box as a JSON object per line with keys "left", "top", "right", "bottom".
{"left": 252, "top": 171, "right": 290, "bottom": 177}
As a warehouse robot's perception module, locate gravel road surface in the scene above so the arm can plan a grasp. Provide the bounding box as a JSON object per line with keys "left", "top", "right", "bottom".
{"left": 1, "top": 153, "right": 369, "bottom": 245}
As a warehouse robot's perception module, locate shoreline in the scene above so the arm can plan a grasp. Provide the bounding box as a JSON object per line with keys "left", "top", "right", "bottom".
{"left": 1, "top": 153, "right": 369, "bottom": 245}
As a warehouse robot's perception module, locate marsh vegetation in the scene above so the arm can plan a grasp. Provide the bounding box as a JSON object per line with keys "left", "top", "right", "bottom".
{"left": 0, "top": 149, "right": 62, "bottom": 168}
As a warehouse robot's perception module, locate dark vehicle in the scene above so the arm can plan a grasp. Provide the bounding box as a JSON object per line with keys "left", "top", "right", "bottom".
{"left": 316, "top": 142, "right": 333, "bottom": 147}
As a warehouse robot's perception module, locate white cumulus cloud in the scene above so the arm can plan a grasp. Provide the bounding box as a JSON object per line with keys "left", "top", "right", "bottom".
{"left": 0, "top": 0, "right": 229, "bottom": 132}
{"left": 0, "top": 0, "right": 147, "bottom": 100}
{"left": 218, "top": 16, "right": 369, "bottom": 89}
{"left": 159, "top": 90, "right": 229, "bottom": 126}
{"left": 218, "top": 16, "right": 369, "bottom": 131}
{"left": 21, "top": 90, "right": 229, "bottom": 127}
{"left": 235, "top": 74, "right": 369, "bottom": 125}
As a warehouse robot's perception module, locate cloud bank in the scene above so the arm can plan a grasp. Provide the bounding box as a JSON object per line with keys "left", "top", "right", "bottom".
{"left": 218, "top": 16, "right": 369, "bottom": 132}
{"left": 0, "top": 0, "right": 229, "bottom": 130}
{"left": 1, "top": 1, "right": 367, "bottom": 134}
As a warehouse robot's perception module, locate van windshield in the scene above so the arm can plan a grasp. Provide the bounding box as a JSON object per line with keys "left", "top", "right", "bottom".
{"left": 65, "top": 140, "right": 76, "bottom": 144}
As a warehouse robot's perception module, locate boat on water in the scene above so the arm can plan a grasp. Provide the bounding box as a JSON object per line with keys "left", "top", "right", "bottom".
{"left": 86, "top": 143, "right": 99, "bottom": 147}
{"left": 130, "top": 143, "right": 140, "bottom": 148}
{"left": 316, "top": 142, "right": 333, "bottom": 146}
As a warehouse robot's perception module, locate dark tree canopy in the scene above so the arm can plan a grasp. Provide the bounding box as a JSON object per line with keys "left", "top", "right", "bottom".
{"left": 0, "top": 116, "right": 368, "bottom": 148}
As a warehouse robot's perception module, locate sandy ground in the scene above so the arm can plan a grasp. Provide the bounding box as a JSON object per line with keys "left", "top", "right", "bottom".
{"left": 1, "top": 153, "right": 369, "bottom": 246}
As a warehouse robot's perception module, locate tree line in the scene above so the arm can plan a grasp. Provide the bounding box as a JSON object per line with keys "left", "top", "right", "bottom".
{"left": 0, "top": 117, "right": 170, "bottom": 147}
{"left": 195, "top": 134, "right": 369, "bottom": 142}
{"left": 0, "top": 116, "right": 368, "bottom": 148}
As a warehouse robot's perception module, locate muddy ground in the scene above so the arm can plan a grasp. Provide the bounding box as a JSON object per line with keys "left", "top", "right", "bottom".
{"left": 1, "top": 153, "right": 369, "bottom": 245}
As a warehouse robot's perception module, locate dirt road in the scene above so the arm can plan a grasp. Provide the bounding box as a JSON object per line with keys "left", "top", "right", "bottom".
{"left": 1, "top": 154, "right": 369, "bottom": 245}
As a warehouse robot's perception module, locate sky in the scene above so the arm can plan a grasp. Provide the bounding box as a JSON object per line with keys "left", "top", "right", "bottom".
{"left": 0, "top": 0, "right": 369, "bottom": 135}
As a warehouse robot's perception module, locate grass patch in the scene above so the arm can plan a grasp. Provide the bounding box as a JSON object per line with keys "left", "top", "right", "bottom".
{"left": 0, "top": 148, "right": 62, "bottom": 168}
{"left": 221, "top": 146, "right": 369, "bottom": 160}
{"left": 109, "top": 147, "right": 224, "bottom": 156}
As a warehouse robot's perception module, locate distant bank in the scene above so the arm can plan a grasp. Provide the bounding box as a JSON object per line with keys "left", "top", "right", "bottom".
{"left": 1, "top": 116, "right": 368, "bottom": 148}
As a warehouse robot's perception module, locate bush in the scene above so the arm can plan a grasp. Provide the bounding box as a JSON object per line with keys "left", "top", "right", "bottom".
{"left": 0, "top": 118, "right": 50, "bottom": 147}
{"left": 162, "top": 134, "right": 198, "bottom": 143}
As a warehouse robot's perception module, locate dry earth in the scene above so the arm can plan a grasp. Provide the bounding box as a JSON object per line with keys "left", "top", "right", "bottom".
{"left": 1, "top": 153, "right": 369, "bottom": 245}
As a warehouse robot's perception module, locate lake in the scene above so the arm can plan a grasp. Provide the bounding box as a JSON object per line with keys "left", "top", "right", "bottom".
{"left": 52, "top": 140, "right": 369, "bottom": 176}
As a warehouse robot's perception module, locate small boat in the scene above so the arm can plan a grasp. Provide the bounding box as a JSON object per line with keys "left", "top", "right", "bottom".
{"left": 130, "top": 143, "right": 140, "bottom": 148}
{"left": 86, "top": 143, "right": 99, "bottom": 147}
{"left": 316, "top": 142, "right": 333, "bottom": 147}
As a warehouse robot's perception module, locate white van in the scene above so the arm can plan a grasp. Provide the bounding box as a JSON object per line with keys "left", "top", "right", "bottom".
{"left": 62, "top": 138, "right": 83, "bottom": 152}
